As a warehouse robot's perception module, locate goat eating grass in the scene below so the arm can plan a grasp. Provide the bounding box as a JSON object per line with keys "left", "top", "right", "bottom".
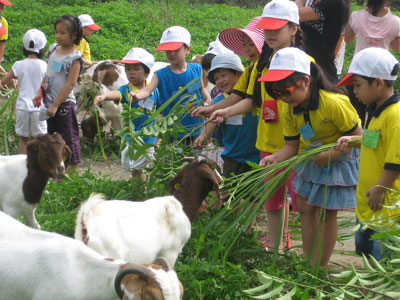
{"left": 75, "top": 156, "right": 223, "bottom": 266}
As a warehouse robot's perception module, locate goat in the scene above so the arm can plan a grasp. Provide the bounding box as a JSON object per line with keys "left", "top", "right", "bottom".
{"left": 75, "top": 156, "right": 222, "bottom": 266}
{"left": 0, "top": 133, "right": 70, "bottom": 229}
{"left": 0, "top": 211, "right": 183, "bottom": 300}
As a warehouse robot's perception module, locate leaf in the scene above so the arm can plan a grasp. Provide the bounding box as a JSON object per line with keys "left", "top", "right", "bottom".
{"left": 369, "top": 256, "right": 386, "bottom": 273}
{"left": 251, "top": 283, "right": 284, "bottom": 299}
{"left": 243, "top": 281, "right": 273, "bottom": 295}
{"left": 276, "top": 287, "right": 296, "bottom": 300}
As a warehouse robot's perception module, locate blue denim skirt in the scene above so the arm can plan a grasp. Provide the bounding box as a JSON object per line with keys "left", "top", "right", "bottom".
{"left": 293, "top": 147, "right": 360, "bottom": 210}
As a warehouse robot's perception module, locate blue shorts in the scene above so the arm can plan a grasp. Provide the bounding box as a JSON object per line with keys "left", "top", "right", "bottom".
{"left": 355, "top": 218, "right": 384, "bottom": 260}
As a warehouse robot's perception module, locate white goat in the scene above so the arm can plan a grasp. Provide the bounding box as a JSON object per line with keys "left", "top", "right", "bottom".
{"left": 75, "top": 156, "right": 222, "bottom": 267}
{"left": 0, "top": 211, "right": 183, "bottom": 300}
{"left": 0, "top": 133, "right": 69, "bottom": 229}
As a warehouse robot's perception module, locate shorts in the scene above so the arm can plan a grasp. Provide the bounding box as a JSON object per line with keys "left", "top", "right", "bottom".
{"left": 121, "top": 145, "right": 155, "bottom": 171}
{"left": 260, "top": 151, "right": 297, "bottom": 211}
{"left": 47, "top": 101, "right": 81, "bottom": 165}
{"left": 15, "top": 109, "right": 47, "bottom": 137}
{"left": 355, "top": 218, "right": 385, "bottom": 261}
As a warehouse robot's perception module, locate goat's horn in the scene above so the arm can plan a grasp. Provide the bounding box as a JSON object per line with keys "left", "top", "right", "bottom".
{"left": 114, "top": 264, "right": 155, "bottom": 299}
{"left": 153, "top": 257, "right": 171, "bottom": 271}
{"left": 181, "top": 156, "right": 195, "bottom": 162}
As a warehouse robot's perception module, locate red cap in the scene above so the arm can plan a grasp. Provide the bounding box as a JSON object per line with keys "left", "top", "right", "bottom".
{"left": 155, "top": 42, "right": 184, "bottom": 52}
{"left": 256, "top": 18, "right": 289, "bottom": 30}
{"left": 114, "top": 60, "right": 141, "bottom": 64}
{"left": 337, "top": 73, "right": 354, "bottom": 86}
{"left": 258, "top": 70, "right": 295, "bottom": 82}
{"left": 87, "top": 23, "right": 101, "bottom": 31}
{"left": 0, "top": 0, "right": 12, "bottom": 6}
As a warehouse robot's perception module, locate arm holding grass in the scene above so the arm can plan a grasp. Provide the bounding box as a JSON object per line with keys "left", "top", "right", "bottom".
{"left": 94, "top": 91, "right": 120, "bottom": 104}
{"left": 0, "top": 68, "right": 15, "bottom": 91}
{"left": 192, "top": 93, "right": 244, "bottom": 118}
{"left": 260, "top": 139, "right": 300, "bottom": 167}
{"left": 210, "top": 98, "right": 255, "bottom": 124}
{"left": 194, "top": 121, "right": 218, "bottom": 148}
{"left": 130, "top": 73, "right": 158, "bottom": 101}
{"left": 367, "top": 170, "right": 400, "bottom": 211}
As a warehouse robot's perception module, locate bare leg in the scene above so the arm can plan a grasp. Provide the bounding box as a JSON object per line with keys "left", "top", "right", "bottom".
{"left": 296, "top": 196, "right": 319, "bottom": 258}
{"left": 131, "top": 170, "right": 145, "bottom": 181}
{"left": 266, "top": 200, "right": 290, "bottom": 250}
{"left": 18, "top": 136, "right": 29, "bottom": 154}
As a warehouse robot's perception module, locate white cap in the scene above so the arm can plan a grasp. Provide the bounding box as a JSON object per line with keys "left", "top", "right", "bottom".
{"left": 338, "top": 47, "right": 399, "bottom": 86}
{"left": 205, "top": 37, "right": 234, "bottom": 56}
{"left": 256, "top": 0, "right": 299, "bottom": 30}
{"left": 115, "top": 47, "right": 155, "bottom": 69}
{"left": 259, "top": 47, "right": 310, "bottom": 82}
{"left": 78, "top": 14, "right": 100, "bottom": 31}
{"left": 207, "top": 53, "right": 244, "bottom": 84}
{"left": 23, "top": 29, "right": 47, "bottom": 54}
{"left": 156, "top": 26, "right": 191, "bottom": 51}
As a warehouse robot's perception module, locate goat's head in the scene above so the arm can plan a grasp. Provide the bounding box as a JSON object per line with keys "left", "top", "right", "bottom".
{"left": 26, "top": 133, "right": 70, "bottom": 182}
{"left": 168, "top": 156, "right": 223, "bottom": 222}
{"left": 93, "top": 61, "right": 127, "bottom": 90}
{"left": 115, "top": 257, "right": 183, "bottom": 300}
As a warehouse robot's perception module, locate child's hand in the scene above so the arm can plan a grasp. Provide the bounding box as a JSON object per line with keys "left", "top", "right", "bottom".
{"left": 260, "top": 155, "right": 278, "bottom": 167}
{"left": 312, "top": 152, "right": 328, "bottom": 167}
{"left": 94, "top": 95, "right": 105, "bottom": 104}
{"left": 366, "top": 185, "right": 386, "bottom": 211}
{"left": 47, "top": 104, "right": 58, "bottom": 117}
{"left": 210, "top": 108, "right": 228, "bottom": 124}
{"left": 194, "top": 135, "right": 207, "bottom": 149}
{"left": 192, "top": 105, "right": 213, "bottom": 118}
{"left": 336, "top": 136, "right": 352, "bottom": 152}
{"left": 0, "top": 82, "right": 8, "bottom": 91}
{"left": 129, "top": 91, "right": 138, "bottom": 102}
{"left": 32, "top": 94, "right": 42, "bottom": 107}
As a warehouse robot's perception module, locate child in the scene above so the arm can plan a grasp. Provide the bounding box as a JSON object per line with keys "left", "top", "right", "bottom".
{"left": 94, "top": 48, "right": 159, "bottom": 181}
{"left": 208, "top": 0, "right": 303, "bottom": 251}
{"left": 260, "top": 47, "right": 361, "bottom": 269}
{"left": 35, "top": 15, "right": 83, "bottom": 172}
{"left": 75, "top": 14, "right": 100, "bottom": 67}
{"left": 0, "top": 29, "right": 47, "bottom": 154}
{"left": 195, "top": 53, "right": 259, "bottom": 208}
{"left": 337, "top": 47, "right": 400, "bottom": 261}
{"left": 0, "top": 0, "right": 11, "bottom": 66}
{"left": 131, "top": 26, "right": 207, "bottom": 144}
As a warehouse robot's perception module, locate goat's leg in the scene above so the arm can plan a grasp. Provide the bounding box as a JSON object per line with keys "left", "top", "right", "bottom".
{"left": 158, "top": 249, "right": 180, "bottom": 267}
{"left": 23, "top": 207, "right": 41, "bottom": 230}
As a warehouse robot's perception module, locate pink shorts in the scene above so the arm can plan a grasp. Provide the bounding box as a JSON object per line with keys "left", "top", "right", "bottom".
{"left": 261, "top": 151, "right": 298, "bottom": 211}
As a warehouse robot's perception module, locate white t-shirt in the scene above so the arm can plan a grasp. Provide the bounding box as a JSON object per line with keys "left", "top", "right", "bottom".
{"left": 12, "top": 58, "right": 47, "bottom": 111}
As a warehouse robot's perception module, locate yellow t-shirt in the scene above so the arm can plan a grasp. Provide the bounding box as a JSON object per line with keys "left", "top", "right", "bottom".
{"left": 74, "top": 38, "right": 91, "bottom": 62}
{"left": 283, "top": 89, "right": 360, "bottom": 148}
{"left": 232, "top": 63, "right": 254, "bottom": 98}
{"left": 246, "top": 60, "right": 287, "bottom": 153}
{"left": 0, "top": 17, "right": 9, "bottom": 41}
{"left": 356, "top": 98, "right": 400, "bottom": 225}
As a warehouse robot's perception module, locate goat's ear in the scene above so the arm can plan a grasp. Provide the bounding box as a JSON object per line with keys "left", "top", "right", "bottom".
{"left": 197, "top": 165, "right": 223, "bottom": 191}
{"left": 153, "top": 257, "right": 171, "bottom": 272}
{"left": 64, "top": 144, "right": 72, "bottom": 166}
{"left": 26, "top": 138, "right": 40, "bottom": 170}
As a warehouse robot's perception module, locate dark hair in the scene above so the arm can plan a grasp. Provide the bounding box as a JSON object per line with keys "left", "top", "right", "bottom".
{"left": 125, "top": 62, "right": 150, "bottom": 75}
{"left": 201, "top": 53, "right": 216, "bottom": 71}
{"left": 54, "top": 15, "right": 83, "bottom": 45}
{"left": 264, "top": 61, "right": 347, "bottom": 100}
{"left": 360, "top": 63, "right": 399, "bottom": 87}
{"left": 252, "top": 23, "right": 304, "bottom": 107}
{"left": 23, "top": 47, "right": 45, "bottom": 59}
{"left": 367, "top": 0, "right": 385, "bottom": 16}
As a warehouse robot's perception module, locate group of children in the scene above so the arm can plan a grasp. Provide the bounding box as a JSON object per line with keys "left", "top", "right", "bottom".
{"left": 0, "top": 0, "right": 399, "bottom": 271}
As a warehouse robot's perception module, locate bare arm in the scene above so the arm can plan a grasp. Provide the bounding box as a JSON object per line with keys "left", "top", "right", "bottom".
{"left": 131, "top": 73, "right": 158, "bottom": 101}
{"left": 94, "top": 91, "right": 121, "bottom": 104}
{"left": 191, "top": 92, "right": 244, "bottom": 118}
{"left": 0, "top": 68, "right": 15, "bottom": 90}
{"left": 390, "top": 37, "right": 400, "bottom": 52}
{"left": 47, "top": 60, "right": 81, "bottom": 117}
{"left": 260, "top": 139, "right": 300, "bottom": 166}
{"left": 210, "top": 98, "right": 256, "bottom": 123}
{"left": 344, "top": 25, "right": 355, "bottom": 43}
{"left": 0, "top": 41, "right": 6, "bottom": 66}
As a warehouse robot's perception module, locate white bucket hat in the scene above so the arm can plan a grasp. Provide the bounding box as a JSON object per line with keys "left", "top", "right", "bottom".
{"left": 259, "top": 47, "right": 310, "bottom": 82}
{"left": 256, "top": 0, "right": 299, "bottom": 30}
{"left": 115, "top": 47, "right": 155, "bottom": 70}
{"left": 78, "top": 14, "right": 100, "bottom": 31}
{"left": 337, "top": 47, "right": 398, "bottom": 86}
{"left": 156, "top": 26, "right": 191, "bottom": 51}
{"left": 205, "top": 37, "right": 233, "bottom": 56}
{"left": 207, "top": 53, "right": 244, "bottom": 84}
{"left": 23, "top": 29, "right": 47, "bottom": 54}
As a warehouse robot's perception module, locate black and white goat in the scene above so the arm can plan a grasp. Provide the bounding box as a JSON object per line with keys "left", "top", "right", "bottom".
{"left": 75, "top": 156, "right": 222, "bottom": 266}
{"left": 0, "top": 133, "right": 70, "bottom": 229}
{"left": 0, "top": 211, "right": 183, "bottom": 300}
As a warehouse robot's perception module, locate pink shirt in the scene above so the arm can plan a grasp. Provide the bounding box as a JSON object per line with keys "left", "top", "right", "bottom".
{"left": 349, "top": 8, "right": 400, "bottom": 54}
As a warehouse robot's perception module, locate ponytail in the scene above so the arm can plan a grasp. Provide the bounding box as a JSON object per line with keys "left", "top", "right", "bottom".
{"left": 367, "top": 0, "right": 385, "bottom": 16}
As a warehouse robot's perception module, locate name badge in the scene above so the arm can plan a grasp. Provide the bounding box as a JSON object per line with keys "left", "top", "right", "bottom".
{"left": 299, "top": 122, "right": 315, "bottom": 141}
{"left": 225, "top": 114, "right": 243, "bottom": 125}
{"left": 362, "top": 129, "right": 379, "bottom": 148}
{"left": 138, "top": 97, "right": 154, "bottom": 111}
{"left": 51, "top": 61, "right": 63, "bottom": 72}
{"left": 187, "top": 78, "right": 201, "bottom": 94}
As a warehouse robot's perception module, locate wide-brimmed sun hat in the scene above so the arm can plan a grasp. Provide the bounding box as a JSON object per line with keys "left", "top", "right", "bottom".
{"left": 218, "top": 16, "right": 264, "bottom": 59}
